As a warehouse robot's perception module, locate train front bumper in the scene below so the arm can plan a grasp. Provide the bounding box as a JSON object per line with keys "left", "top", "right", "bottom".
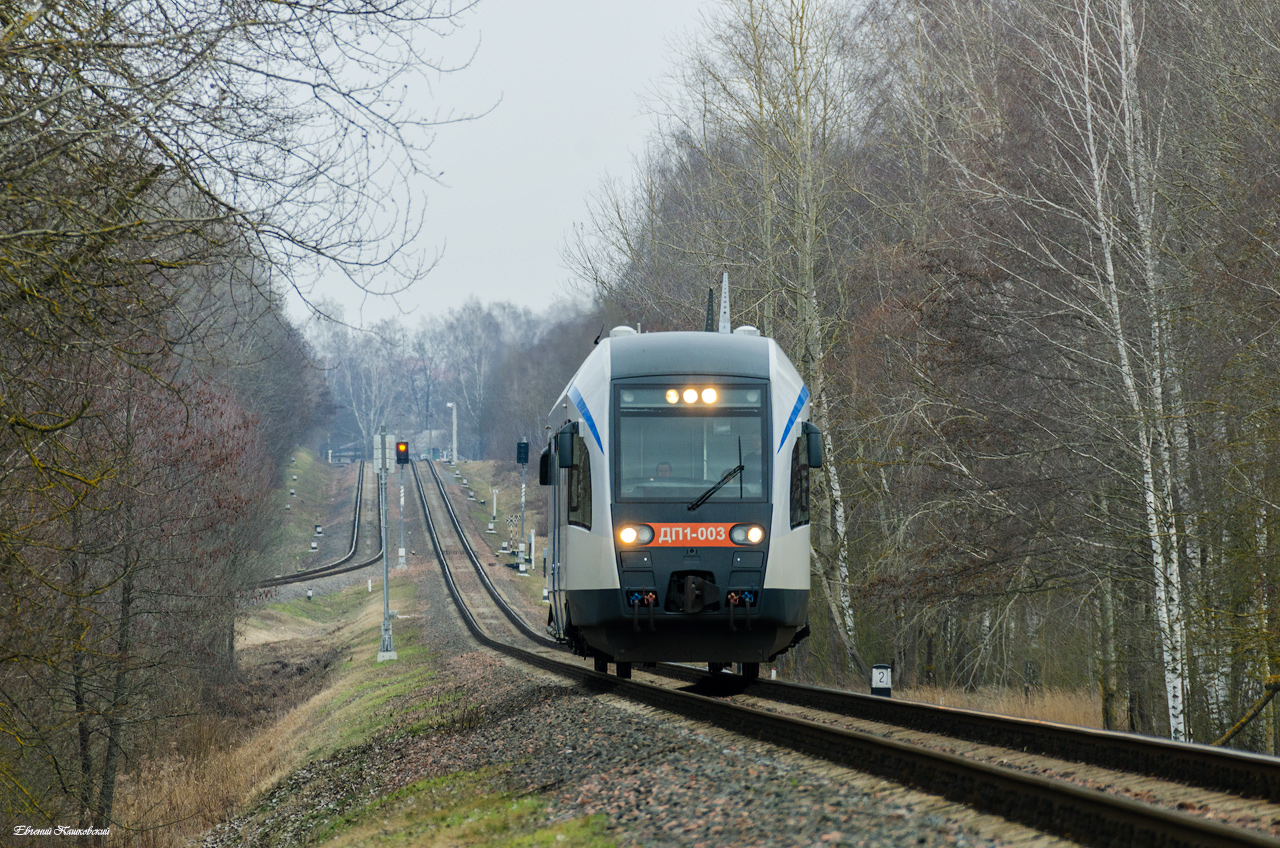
{"left": 566, "top": 586, "right": 809, "bottom": 663}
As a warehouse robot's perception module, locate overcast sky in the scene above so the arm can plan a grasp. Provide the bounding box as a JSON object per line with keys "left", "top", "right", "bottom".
{"left": 305, "top": 1, "right": 713, "bottom": 328}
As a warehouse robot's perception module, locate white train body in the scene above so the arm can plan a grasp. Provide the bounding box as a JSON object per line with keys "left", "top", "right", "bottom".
{"left": 540, "top": 327, "right": 818, "bottom": 665}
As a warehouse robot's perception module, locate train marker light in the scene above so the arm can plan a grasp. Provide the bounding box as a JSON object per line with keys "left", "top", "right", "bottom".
{"left": 666, "top": 389, "right": 679, "bottom": 404}
{"left": 683, "top": 388, "right": 698, "bottom": 403}
{"left": 701, "top": 387, "right": 718, "bottom": 404}
{"left": 730, "top": 524, "right": 766, "bottom": 545}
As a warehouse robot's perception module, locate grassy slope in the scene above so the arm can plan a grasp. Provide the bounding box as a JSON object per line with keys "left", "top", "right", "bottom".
{"left": 108, "top": 449, "right": 611, "bottom": 848}
{"left": 256, "top": 448, "right": 342, "bottom": 579}
{"left": 115, "top": 578, "right": 612, "bottom": 847}
{"left": 227, "top": 581, "right": 613, "bottom": 847}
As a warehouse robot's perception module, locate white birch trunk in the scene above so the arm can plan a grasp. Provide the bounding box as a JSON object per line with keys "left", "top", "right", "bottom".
{"left": 1115, "top": 0, "right": 1189, "bottom": 739}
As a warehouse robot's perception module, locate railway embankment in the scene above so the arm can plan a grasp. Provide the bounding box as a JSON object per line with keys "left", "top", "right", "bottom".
{"left": 188, "top": 526, "right": 1059, "bottom": 846}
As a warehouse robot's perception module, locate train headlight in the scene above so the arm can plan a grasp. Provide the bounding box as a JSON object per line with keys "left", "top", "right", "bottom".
{"left": 666, "top": 389, "right": 679, "bottom": 404}
{"left": 683, "top": 388, "right": 698, "bottom": 403}
{"left": 618, "top": 524, "right": 655, "bottom": 546}
{"left": 701, "top": 387, "right": 718, "bottom": 404}
{"left": 730, "top": 524, "right": 766, "bottom": 545}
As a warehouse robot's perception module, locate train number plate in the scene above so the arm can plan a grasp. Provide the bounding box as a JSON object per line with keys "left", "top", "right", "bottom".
{"left": 648, "top": 523, "right": 736, "bottom": 546}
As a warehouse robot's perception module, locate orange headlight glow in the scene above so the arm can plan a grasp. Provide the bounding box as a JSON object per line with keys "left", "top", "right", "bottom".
{"left": 617, "top": 524, "right": 655, "bottom": 546}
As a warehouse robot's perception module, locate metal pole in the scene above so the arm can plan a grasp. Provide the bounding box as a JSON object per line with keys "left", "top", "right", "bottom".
{"left": 445, "top": 402, "right": 457, "bottom": 463}
{"left": 381, "top": 430, "right": 388, "bottom": 617}
{"left": 378, "top": 427, "right": 396, "bottom": 660}
{"left": 520, "top": 462, "right": 526, "bottom": 559}
{"left": 398, "top": 476, "right": 406, "bottom": 569}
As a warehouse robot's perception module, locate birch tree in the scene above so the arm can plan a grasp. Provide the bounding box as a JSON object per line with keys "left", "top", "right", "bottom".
{"left": 874, "top": 0, "right": 1280, "bottom": 739}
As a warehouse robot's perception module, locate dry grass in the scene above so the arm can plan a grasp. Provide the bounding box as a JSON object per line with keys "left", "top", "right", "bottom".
{"left": 107, "top": 583, "right": 394, "bottom": 848}
{"left": 109, "top": 695, "right": 331, "bottom": 848}
{"left": 898, "top": 685, "right": 1118, "bottom": 730}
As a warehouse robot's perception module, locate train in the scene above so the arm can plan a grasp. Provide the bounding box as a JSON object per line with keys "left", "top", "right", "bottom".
{"left": 539, "top": 322, "right": 821, "bottom": 679}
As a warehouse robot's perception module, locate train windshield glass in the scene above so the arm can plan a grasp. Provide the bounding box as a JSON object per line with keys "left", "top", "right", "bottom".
{"left": 613, "top": 384, "right": 767, "bottom": 502}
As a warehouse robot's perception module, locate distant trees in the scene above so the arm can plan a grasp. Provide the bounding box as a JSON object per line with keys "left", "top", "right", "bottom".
{"left": 480, "top": 303, "right": 613, "bottom": 457}
{"left": 312, "top": 311, "right": 410, "bottom": 456}
{"left": 314, "top": 299, "right": 609, "bottom": 463}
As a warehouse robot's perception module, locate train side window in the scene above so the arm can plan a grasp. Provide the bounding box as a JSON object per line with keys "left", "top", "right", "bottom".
{"left": 790, "top": 434, "right": 810, "bottom": 528}
{"left": 567, "top": 434, "right": 592, "bottom": 529}
{"left": 539, "top": 447, "right": 553, "bottom": 485}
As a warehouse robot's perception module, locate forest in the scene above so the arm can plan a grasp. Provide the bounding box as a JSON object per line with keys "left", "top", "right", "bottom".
{"left": 0, "top": 0, "right": 465, "bottom": 835}
{"left": 322, "top": 0, "right": 1280, "bottom": 752}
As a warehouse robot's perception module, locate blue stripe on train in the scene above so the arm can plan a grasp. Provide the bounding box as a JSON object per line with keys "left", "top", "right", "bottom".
{"left": 568, "top": 384, "right": 603, "bottom": 452}
{"left": 777, "top": 385, "right": 810, "bottom": 453}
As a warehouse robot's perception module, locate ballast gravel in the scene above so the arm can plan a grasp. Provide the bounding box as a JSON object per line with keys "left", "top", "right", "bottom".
{"left": 412, "top": 654, "right": 1045, "bottom": 848}
{"left": 207, "top": 554, "right": 1064, "bottom": 848}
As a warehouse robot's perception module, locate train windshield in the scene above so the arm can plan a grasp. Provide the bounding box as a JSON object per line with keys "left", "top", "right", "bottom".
{"left": 613, "top": 383, "right": 768, "bottom": 502}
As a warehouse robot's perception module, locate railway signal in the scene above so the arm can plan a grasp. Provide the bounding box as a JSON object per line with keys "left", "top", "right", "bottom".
{"left": 395, "top": 440, "right": 409, "bottom": 464}
{"left": 516, "top": 440, "right": 529, "bottom": 557}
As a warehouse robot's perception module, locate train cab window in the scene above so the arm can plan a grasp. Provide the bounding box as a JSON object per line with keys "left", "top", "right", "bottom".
{"left": 790, "top": 434, "right": 811, "bottom": 528}
{"left": 567, "top": 434, "right": 591, "bottom": 529}
{"left": 614, "top": 383, "right": 767, "bottom": 502}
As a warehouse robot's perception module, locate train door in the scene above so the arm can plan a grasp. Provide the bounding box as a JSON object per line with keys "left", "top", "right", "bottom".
{"left": 541, "top": 436, "right": 569, "bottom": 641}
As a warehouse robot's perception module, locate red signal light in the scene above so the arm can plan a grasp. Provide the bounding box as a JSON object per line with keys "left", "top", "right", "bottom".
{"left": 395, "top": 441, "right": 409, "bottom": 464}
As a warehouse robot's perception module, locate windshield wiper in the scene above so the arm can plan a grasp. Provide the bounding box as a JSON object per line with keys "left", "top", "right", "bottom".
{"left": 687, "top": 464, "right": 744, "bottom": 511}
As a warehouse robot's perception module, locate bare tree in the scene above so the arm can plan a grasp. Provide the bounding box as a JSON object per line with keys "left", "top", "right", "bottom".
{"left": 311, "top": 311, "right": 409, "bottom": 456}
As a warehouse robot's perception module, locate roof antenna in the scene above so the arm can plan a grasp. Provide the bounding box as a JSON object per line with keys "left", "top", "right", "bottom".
{"left": 593, "top": 325, "right": 604, "bottom": 345}
{"left": 718, "top": 271, "right": 731, "bottom": 334}
{"left": 704, "top": 287, "right": 715, "bottom": 332}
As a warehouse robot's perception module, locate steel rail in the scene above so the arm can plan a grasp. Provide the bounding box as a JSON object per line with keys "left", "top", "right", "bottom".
{"left": 410, "top": 459, "right": 1278, "bottom": 848}
{"left": 257, "top": 461, "right": 384, "bottom": 589}
{"left": 697, "top": 671, "right": 1280, "bottom": 802}
{"left": 417, "top": 459, "right": 561, "bottom": 648}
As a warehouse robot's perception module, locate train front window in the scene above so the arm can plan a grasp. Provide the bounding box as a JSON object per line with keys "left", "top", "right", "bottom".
{"left": 614, "top": 384, "right": 767, "bottom": 502}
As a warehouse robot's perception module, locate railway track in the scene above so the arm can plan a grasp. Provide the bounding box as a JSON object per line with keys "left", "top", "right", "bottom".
{"left": 257, "top": 461, "right": 385, "bottom": 589}
{"left": 412, "top": 458, "right": 1280, "bottom": 847}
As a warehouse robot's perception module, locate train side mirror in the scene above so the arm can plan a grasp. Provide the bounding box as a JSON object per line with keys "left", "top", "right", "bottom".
{"left": 556, "top": 428, "right": 575, "bottom": 468}
{"left": 538, "top": 448, "right": 553, "bottom": 485}
{"left": 802, "top": 422, "right": 823, "bottom": 468}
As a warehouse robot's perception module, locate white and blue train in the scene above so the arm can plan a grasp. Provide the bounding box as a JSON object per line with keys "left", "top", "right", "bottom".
{"left": 539, "top": 323, "right": 821, "bottom": 679}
